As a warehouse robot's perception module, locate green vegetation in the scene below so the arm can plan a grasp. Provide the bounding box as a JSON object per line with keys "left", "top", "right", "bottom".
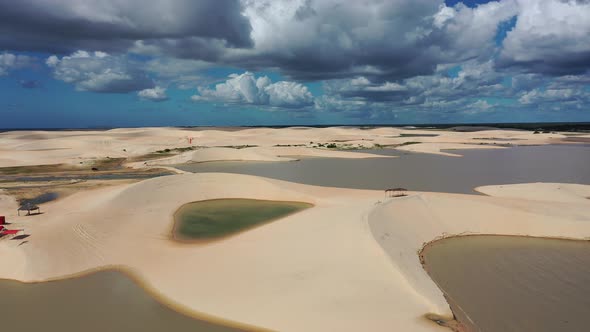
{"left": 0, "top": 164, "right": 69, "bottom": 175}
{"left": 217, "top": 145, "right": 258, "bottom": 149}
{"left": 399, "top": 141, "right": 421, "bottom": 146}
{"left": 92, "top": 157, "right": 126, "bottom": 170}
{"left": 313, "top": 142, "right": 362, "bottom": 150}
{"left": 155, "top": 146, "right": 198, "bottom": 154}
{"left": 173, "top": 199, "right": 313, "bottom": 241}
{"left": 0, "top": 157, "right": 126, "bottom": 175}
{"left": 399, "top": 133, "right": 439, "bottom": 137}
{"left": 131, "top": 146, "right": 203, "bottom": 162}
{"left": 129, "top": 152, "right": 173, "bottom": 162}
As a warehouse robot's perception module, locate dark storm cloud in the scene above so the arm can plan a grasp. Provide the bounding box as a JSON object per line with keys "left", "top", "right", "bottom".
{"left": 294, "top": 0, "right": 317, "bottom": 21}
{"left": 131, "top": 38, "right": 229, "bottom": 62}
{"left": 322, "top": 61, "right": 505, "bottom": 105}
{"left": 230, "top": 0, "right": 518, "bottom": 81}
{"left": 498, "top": 50, "right": 590, "bottom": 76}
{"left": 0, "top": 0, "right": 252, "bottom": 54}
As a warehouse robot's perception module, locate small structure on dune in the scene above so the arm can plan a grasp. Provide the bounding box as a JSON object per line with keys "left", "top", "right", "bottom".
{"left": 17, "top": 202, "right": 40, "bottom": 216}
{"left": 0, "top": 216, "right": 24, "bottom": 238}
{"left": 0, "top": 225, "right": 22, "bottom": 237}
{"left": 385, "top": 188, "right": 408, "bottom": 198}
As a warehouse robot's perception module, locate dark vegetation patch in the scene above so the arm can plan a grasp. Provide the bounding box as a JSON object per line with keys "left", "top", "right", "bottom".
{"left": 216, "top": 145, "right": 258, "bottom": 149}
{"left": 399, "top": 133, "right": 439, "bottom": 137}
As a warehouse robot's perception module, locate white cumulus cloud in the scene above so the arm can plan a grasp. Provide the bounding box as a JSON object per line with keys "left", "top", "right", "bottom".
{"left": 519, "top": 88, "right": 582, "bottom": 104}
{"left": 192, "top": 72, "right": 314, "bottom": 109}
{"left": 0, "top": 52, "right": 35, "bottom": 76}
{"left": 46, "top": 50, "right": 153, "bottom": 93}
{"left": 500, "top": 0, "right": 590, "bottom": 75}
{"left": 138, "top": 86, "right": 168, "bottom": 102}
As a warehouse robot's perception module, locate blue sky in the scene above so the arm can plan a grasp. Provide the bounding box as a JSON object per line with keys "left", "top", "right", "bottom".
{"left": 0, "top": 0, "right": 589, "bottom": 128}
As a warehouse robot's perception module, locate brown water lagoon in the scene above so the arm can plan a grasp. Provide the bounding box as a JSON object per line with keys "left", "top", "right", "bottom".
{"left": 176, "top": 145, "right": 590, "bottom": 194}
{"left": 173, "top": 199, "right": 312, "bottom": 241}
{"left": 0, "top": 270, "right": 247, "bottom": 332}
{"left": 421, "top": 235, "right": 590, "bottom": 332}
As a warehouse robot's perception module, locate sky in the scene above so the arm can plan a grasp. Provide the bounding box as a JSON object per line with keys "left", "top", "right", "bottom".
{"left": 0, "top": 0, "right": 589, "bottom": 128}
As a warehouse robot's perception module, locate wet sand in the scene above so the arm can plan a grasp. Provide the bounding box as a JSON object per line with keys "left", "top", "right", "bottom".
{"left": 422, "top": 236, "right": 590, "bottom": 332}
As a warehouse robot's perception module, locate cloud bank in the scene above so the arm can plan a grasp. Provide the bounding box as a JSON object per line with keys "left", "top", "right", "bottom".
{"left": 0, "top": 0, "right": 589, "bottom": 120}
{"left": 0, "top": 0, "right": 252, "bottom": 55}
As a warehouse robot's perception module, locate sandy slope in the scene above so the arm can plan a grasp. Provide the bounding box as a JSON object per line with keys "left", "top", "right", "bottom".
{"left": 0, "top": 127, "right": 568, "bottom": 168}
{"left": 0, "top": 173, "right": 443, "bottom": 331}
{"left": 2, "top": 171, "right": 589, "bottom": 331}
{"left": 369, "top": 185, "right": 590, "bottom": 323}
{"left": 476, "top": 183, "right": 590, "bottom": 203}
{"left": 395, "top": 142, "right": 505, "bottom": 157}
{"left": 0, "top": 127, "right": 587, "bottom": 331}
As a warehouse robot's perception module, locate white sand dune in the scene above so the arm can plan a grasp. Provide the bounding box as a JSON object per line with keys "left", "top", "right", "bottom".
{"left": 0, "top": 127, "right": 568, "bottom": 168}
{"left": 369, "top": 186, "right": 590, "bottom": 323}
{"left": 1, "top": 127, "right": 587, "bottom": 331}
{"left": 1, "top": 172, "right": 589, "bottom": 331}
{"left": 1, "top": 173, "right": 438, "bottom": 331}
{"left": 395, "top": 142, "right": 506, "bottom": 156}
{"left": 476, "top": 183, "right": 590, "bottom": 203}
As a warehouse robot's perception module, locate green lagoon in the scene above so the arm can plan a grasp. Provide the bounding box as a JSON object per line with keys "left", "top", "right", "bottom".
{"left": 174, "top": 199, "right": 312, "bottom": 241}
